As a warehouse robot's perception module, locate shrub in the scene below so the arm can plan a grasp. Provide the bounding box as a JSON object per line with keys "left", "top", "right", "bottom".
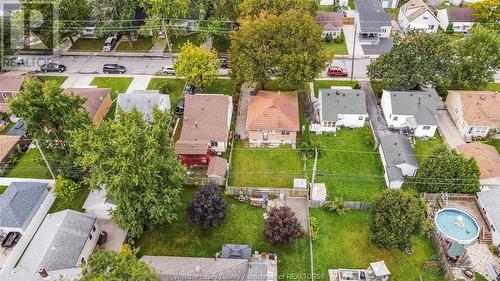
{"left": 187, "top": 181, "right": 227, "bottom": 227}
{"left": 157, "top": 80, "right": 170, "bottom": 95}
{"left": 421, "top": 218, "right": 434, "bottom": 239}
{"left": 322, "top": 197, "right": 350, "bottom": 216}
{"left": 54, "top": 175, "right": 82, "bottom": 202}
{"left": 265, "top": 206, "right": 304, "bottom": 245}
{"left": 309, "top": 216, "right": 319, "bottom": 241}
{"left": 445, "top": 22, "right": 454, "bottom": 34}
{"left": 333, "top": 32, "right": 345, "bottom": 44}
{"left": 325, "top": 33, "right": 333, "bottom": 43}
{"left": 489, "top": 244, "right": 499, "bottom": 256}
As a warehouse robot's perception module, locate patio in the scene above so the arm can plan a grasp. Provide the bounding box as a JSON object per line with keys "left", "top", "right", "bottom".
{"left": 95, "top": 219, "right": 127, "bottom": 252}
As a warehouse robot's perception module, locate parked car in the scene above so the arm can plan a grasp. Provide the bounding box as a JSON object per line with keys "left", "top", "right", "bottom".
{"left": 103, "top": 64, "right": 126, "bottom": 74}
{"left": 40, "top": 63, "right": 66, "bottom": 73}
{"left": 183, "top": 84, "right": 195, "bottom": 95}
{"left": 327, "top": 66, "right": 348, "bottom": 77}
{"left": 175, "top": 98, "right": 185, "bottom": 116}
{"left": 103, "top": 36, "right": 118, "bottom": 52}
{"left": 161, "top": 66, "right": 175, "bottom": 75}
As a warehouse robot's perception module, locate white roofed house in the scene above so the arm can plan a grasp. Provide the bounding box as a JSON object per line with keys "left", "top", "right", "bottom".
{"left": 381, "top": 90, "right": 438, "bottom": 138}
{"left": 398, "top": 0, "right": 440, "bottom": 33}
{"left": 116, "top": 90, "right": 171, "bottom": 122}
{"left": 378, "top": 134, "right": 419, "bottom": 189}
{"left": 310, "top": 89, "right": 368, "bottom": 134}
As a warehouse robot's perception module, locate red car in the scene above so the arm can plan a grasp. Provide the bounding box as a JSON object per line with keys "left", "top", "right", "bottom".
{"left": 327, "top": 66, "right": 348, "bottom": 77}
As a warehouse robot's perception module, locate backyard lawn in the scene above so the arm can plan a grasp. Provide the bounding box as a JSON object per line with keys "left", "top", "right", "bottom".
{"left": 168, "top": 33, "right": 204, "bottom": 52}
{"left": 321, "top": 41, "right": 348, "bottom": 55}
{"left": 229, "top": 140, "right": 306, "bottom": 188}
{"left": 310, "top": 128, "right": 385, "bottom": 202}
{"left": 413, "top": 132, "right": 445, "bottom": 164}
{"left": 49, "top": 187, "right": 90, "bottom": 213}
{"left": 39, "top": 75, "right": 68, "bottom": 87}
{"left": 3, "top": 148, "right": 51, "bottom": 179}
{"left": 137, "top": 186, "right": 310, "bottom": 280}
{"left": 313, "top": 80, "right": 359, "bottom": 97}
{"left": 90, "top": 77, "right": 134, "bottom": 120}
{"left": 68, "top": 38, "right": 105, "bottom": 52}
{"left": 310, "top": 209, "right": 445, "bottom": 281}
{"left": 115, "top": 38, "right": 153, "bottom": 52}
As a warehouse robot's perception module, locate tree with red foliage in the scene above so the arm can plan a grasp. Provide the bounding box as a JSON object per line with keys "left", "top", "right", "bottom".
{"left": 264, "top": 206, "right": 304, "bottom": 245}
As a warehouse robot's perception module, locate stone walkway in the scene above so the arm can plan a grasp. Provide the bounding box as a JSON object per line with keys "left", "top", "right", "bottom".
{"left": 465, "top": 243, "right": 500, "bottom": 278}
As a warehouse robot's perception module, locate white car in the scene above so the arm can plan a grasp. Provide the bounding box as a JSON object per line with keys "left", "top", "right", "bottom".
{"left": 161, "top": 66, "right": 175, "bottom": 75}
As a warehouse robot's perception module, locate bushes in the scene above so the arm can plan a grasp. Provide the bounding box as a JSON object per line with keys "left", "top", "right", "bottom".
{"left": 156, "top": 80, "right": 170, "bottom": 95}
{"left": 310, "top": 216, "right": 319, "bottom": 241}
{"left": 54, "top": 175, "right": 82, "bottom": 202}
{"left": 333, "top": 32, "right": 345, "bottom": 44}
{"left": 325, "top": 33, "right": 333, "bottom": 43}
{"left": 322, "top": 197, "right": 350, "bottom": 216}
{"left": 265, "top": 206, "right": 304, "bottom": 245}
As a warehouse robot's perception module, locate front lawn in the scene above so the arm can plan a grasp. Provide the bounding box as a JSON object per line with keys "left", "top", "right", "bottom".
{"left": 147, "top": 78, "right": 185, "bottom": 107}
{"left": 90, "top": 77, "right": 134, "bottom": 120}
{"left": 310, "top": 209, "right": 445, "bottom": 281}
{"left": 68, "top": 38, "right": 105, "bottom": 52}
{"left": 137, "top": 186, "right": 310, "bottom": 279}
{"left": 228, "top": 140, "right": 306, "bottom": 188}
{"left": 486, "top": 83, "right": 500, "bottom": 92}
{"left": 3, "top": 148, "right": 51, "bottom": 179}
{"left": 115, "top": 38, "right": 153, "bottom": 52}
{"left": 313, "top": 80, "right": 359, "bottom": 97}
{"left": 39, "top": 76, "right": 68, "bottom": 87}
{"left": 321, "top": 41, "right": 348, "bottom": 55}
{"left": 49, "top": 187, "right": 90, "bottom": 213}
{"left": 348, "top": 0, "right": 355, "bottom": 9}
{"left": 168, "top": 33, "right": 204, "bottom": 52}
{"left": 0, "top": 186, "right": 7, "bottom": 194}
{"left": 413, "top": 132, "right": 445, "bottom": 164}
{"left": 311, "top": 128, "right": 385, "bottom": 202}
{"left": 205, "top": 79, "right": 237, "bottom": 97}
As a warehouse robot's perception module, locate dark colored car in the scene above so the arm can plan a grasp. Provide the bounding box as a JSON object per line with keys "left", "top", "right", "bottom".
{"left": 183, "top": 84, "right": 195, "bottom": 95}
{"left": 327, "top": 66, "right": 348, "bottom": 77}
{"left": 40, "top": 63, "right": 66, "bottom": 73}
{"left": 175, "top": 98, "right": 185, "bottom": 116}
{"left": 103, "top": 64, "right": 126, "bottom": 74}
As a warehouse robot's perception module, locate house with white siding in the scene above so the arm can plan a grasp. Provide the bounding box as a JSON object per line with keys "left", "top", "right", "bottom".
{"left": 378, "top": 134, "right": 419, "bottom": 189}
{"left": 437, "top": 7, "right": 475, "bottom": 33}
{"left": 398, "top": 0, "right": 440, "bottom": 33}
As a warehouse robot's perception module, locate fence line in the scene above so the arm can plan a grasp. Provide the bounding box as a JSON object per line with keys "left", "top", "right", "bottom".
{"left": 309, "top": 200, "right": 371, "bottom": 210}
{"left": 226, "top": 186, "right": 308, "bottom": 197}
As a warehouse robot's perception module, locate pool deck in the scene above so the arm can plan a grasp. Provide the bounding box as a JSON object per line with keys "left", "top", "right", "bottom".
{"left": 445, "top": 200, "right": 491, "bottom": 242}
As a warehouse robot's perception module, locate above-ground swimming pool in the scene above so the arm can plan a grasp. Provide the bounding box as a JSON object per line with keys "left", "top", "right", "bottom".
{"left": 434, "top": 208, "right": 480, "bottom": 244}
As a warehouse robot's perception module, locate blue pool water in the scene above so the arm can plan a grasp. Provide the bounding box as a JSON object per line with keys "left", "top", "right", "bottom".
{"left": 435, "top": 209, "right": 479, "bottom": 243}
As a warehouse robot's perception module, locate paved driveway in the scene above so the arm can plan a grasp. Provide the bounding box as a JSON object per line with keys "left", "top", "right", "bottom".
{"left": 126, "top": 75, "right": 153, "bottom": 93}
{"left": 95, "top": 219, "right": 127, "bottom": 252}
{"left": 342, "top": 25, "right": 364, "bottom": 57}
{"left": 61, "top": 74, "right": 95, "bottom": 89}
{"left": 437, "top": 109, "right": 465, "bottom": 149}
{"left": 360, "top": 81, "right": 389, "bottom": 142}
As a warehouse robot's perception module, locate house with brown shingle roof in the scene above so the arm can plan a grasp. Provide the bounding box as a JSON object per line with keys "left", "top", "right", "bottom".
{"left": 64, "top": 88, "right": 113, "bottom": 126}
{"left": 0, "top": 135, "right": 21, "bottom": 174}
{"left": 437, "top": 7, "right": 475, "bottom": 33}
{"left": 398, "top": 0, "right": 439, "bottom": 33}
{"left": 0, "top": 71, "right": 26, "bottom": 113}
{"left": 458, "top": 142, "right": 500, "bottom": 187}
{"left": 445, "top": 90, "right": 500, "bottom": 140}
{"left": 315, "top": 12, "right": 343, "bottom": 39}
{"left": 174, "top": 94, "right": 233, "bottom": 166}
{"left": 246, "top": 91, "right": 299, "bottom": 147}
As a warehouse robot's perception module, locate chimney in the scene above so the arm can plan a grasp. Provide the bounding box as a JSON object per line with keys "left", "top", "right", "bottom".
{"left": 418, "top": 95, "right": 422, "bottom": 104}
{"left": 38, "top": 267, "right": 49, "bottom": 278}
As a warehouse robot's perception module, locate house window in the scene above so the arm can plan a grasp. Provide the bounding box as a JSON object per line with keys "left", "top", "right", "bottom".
{"left": 270, "top": 130, "right": 276, "bottom": 134}
{"left": 88, "top": 233, "right": 93, "bottom": 240}
{"left": 12, "top": 92, "right": 17, "bottom": 99}
{"left": 423, "top": 126, "right": 431, "bottom": 130}
{"left": 453, "top": 107, "right": 459, "bottom": 114}
{"left": 429, "top": 25, "right": 434, "bottom": 30}
{"left": 461, "top": 121, "right": 466, "bottom": 129}
{"left": 263, "top": 130, "right": 269, "bottom": 141}
{"left": 423, "top": 15, "right": 428, "bottom": 20}
{"left": 281, "top": 130, "right": 290, "bottom": 135}
{"left": 393, "top": 116, "right": 398, "bottom": 121}
{"left": 480, "top": 127, "right": 488, "bottom": 133}
{"left": 323, "top": 121, "right": 335, "bottom": 127}
{"left": 358, "top": 116, "right": 364, "bottom": 120}
{"left": 81, "top": 258, "right": 86, "bottom": 264}
{"left": 210, "top": 140, "right": 218, "bottom": 147}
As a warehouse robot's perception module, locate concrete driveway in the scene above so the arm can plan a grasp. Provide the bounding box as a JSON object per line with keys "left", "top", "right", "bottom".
{"left": 61, "top": 74, "right": 95, "bottom": 89}
{"left": 360, "top": 81, "right": 389, "bottom": 142}
{"left": 437, "top": 109, "right": 465, "bottom": 149}
{"left": 342, "top": 25, "right": 364, "bottom": 57}
{"left": 126, "top": 75, "right": 153, "bottom": 93}
{"left": 96, "top": 219, "right": 127, "bottom": 252}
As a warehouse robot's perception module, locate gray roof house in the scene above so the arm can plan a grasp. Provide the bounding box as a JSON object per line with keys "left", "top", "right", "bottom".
{"left": 116, "top": 90, "right": 170, "bottom": 122}
{"left": 477, "top": 188, "right": 500, "bottom": 246}
{"left": 354, "top": 0, "right": 393, "bottom": 54}
{"left": 5, "top": 210, "right": 99, "bottom": 281}
{"left": 379, "top": 134, "right": 419, "bottom": 189}
{"left": 0, "top": 182, "right": 49, "bottom": 233}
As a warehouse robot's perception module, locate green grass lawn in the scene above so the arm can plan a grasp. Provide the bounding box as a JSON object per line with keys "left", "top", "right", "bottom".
{"left": 263, "top": 80, "right": 301, "bottom": 92}
{"left": 321, "top": 41, "right": 348, "bottom": 55}
{"left": 413, "top": 132, "right": 445, "bottom": 164}
{"left": 310, "top": 209, "right": 445, "bottom": 281}
{"left": 0, "top": 185, "right": 7, "bottom": 194}
{"left": 313, "top": 80, "right": 359, "bottom": 97}
{"left": 90, "top": 77, "right": 134, "bottom": 120}
{"left": 483, "top": 139, "right": 500, "bottom": 154}
{"left": 115, "top": 38, "right": 154, "bottom": 52}
{"left": 348, "top": 0, "right": 356, "bottom": 9}
{"left": 486, "top": 83, "right": 500, "bottom": 92}
{"left": 168, "top": 33, "right": 204, "bottom": 52}
{"left": 38, "top": 76, "right": 68, "bottom": 87}
{"left": 205, "top": 79, "right": 237, "bottom": 96}
{"left": 212, "top": 37, "right": 231, "bottom": 52}
{"left": 229, "top": 140, "right": 306, "bottom": 188}
{"left": 136, "top": 186, "right": 310, "bottom": 279}
{"left": 49, "top": 187, "right": 90, "bottom": 213}
{"left": 311, "top": 128, "right": 385, "bottom": 202}
{"left": 68, "top": 38, "right": 105, "bottom": 52}
{"left": 147, "top": 78, "right": 186, "bottom": 107}
{"left": 3, "top": 148, "right": 51, "bottom": 179}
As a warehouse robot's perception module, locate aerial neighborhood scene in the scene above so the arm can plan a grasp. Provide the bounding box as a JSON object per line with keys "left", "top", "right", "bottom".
{"left": 1, "top": 0, "right": 500, "bottom": 280}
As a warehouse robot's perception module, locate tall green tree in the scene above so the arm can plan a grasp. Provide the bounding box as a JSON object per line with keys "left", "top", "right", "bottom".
{"left": 370, "top": 190, "right": 425, "bottom": 249}
{"left": 367, "top": 31, "right": 454, "bottom": 90}
{"left": 91, "top": 0, "right": 138, "bottom": 46}
{"left": 238, "top": 0, "right": 319, "bottom": 17}
{"left": 174, "top": 42, "right": 221, "bottom": 89}
{"left": 79, "top": 245, "right": 159, "bottom": 281}
{"left": 416, "top": 145, "right": 480, "bottom": 193}
{"left": 140, "top": 0, "right": 190, "bottom": 53}
{"left": 469, "top": 0, "right": 500, "bottom": 25}
{"left": 58, "top": 0, "right": 91, "bottom": 44}
{"left": 450, "top": 25, "right": 500, "bottom": 90}
{"left": 71, "top": 109, "right": 185, "bottom": 238}
{"left": 230, "top": 9, "right": 329, "bottom": 89}
{"left": 9, "top": 79, "right": 91, "bottom": 179}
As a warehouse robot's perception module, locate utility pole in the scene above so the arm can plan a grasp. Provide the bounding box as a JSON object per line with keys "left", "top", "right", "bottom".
{"left": 350, "top": 22, "right": 357, "bottom": 82}
{"left": 36, "top": 139, "right": 55, "bottom": 180}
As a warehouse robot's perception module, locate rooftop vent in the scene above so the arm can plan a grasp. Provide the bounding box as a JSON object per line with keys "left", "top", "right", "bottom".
{"left": 480, "top": 95, "right": 486, "bottom": 100}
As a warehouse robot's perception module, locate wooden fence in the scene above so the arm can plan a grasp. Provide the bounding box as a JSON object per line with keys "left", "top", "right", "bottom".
{"left": 431, "top": 230, "right": 455, "bottom": 281}
{"left": 226, "top": 186, "right": 308, "bottom": 197}
{"left": 309, "top": 200, "right": 371, "bottom": 210}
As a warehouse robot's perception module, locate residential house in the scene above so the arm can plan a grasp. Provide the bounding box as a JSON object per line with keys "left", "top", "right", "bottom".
{"left": 246, "top": 91, "right": 300, "bottom": 147}
{"left": 381, "top": 90, "right": 438, "bottom": 138}
{"left": 0, "top": 135, "right": 21, "bottom": 174}
{"left": 175, "top": 94, "right": 233, "bottom": 166}
{"left": 0, "top": 182, "right": 55, "bottom": 274}
{"left": 398, "top": 0, "right": 439, "bottom": 33}
{"left": 458, "top": 143, "right": 500, "bottom": 188}
{"left": 0, "top": 71, "right": 26, "bottom": 113}
{"left": 310, "top": 88, "right": 368, "bottom": 134}
{"left": 476, "top": 188, "right": 500, "bottom": 247}
{"left": 437, "top": 7, "right": 475, "bottom": 33}
{"left": 315, "top": 12, "right": 343, "bottom": 39}
{"left": 354, "top": 0, "right": 392, "bottom": 45}
{"left": 379, "top": 134, "right": 419, "bottom": 189}
{"left": 206, "top": 156, "right": 228, "bottom": 186}
{"left": 64, "top": 88, "right": 113, "bottom": 126}
{"left": 2, "top": 210, "right": 100, "bottom": 281}
{"left": 445, "top": 90, "right": 500, "bottom": 140}
{"left": 116, "top": 90, "right": 171, "bottom": 122}
{"left": 83, "top": 187, "right": 116, "bottom": 219}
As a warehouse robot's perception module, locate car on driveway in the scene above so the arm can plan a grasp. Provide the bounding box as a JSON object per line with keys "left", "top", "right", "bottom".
{"left": 161, "top": 66, "right": 175, "bottom": 75}
{"left": 40, "top": 63, "right": 66, "bottom": 73}
{"left": 327, "top": 66, "right": 348, "bottom": 77}
{"left": 103, "top": 64, "right": 126, "bottom": 74}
